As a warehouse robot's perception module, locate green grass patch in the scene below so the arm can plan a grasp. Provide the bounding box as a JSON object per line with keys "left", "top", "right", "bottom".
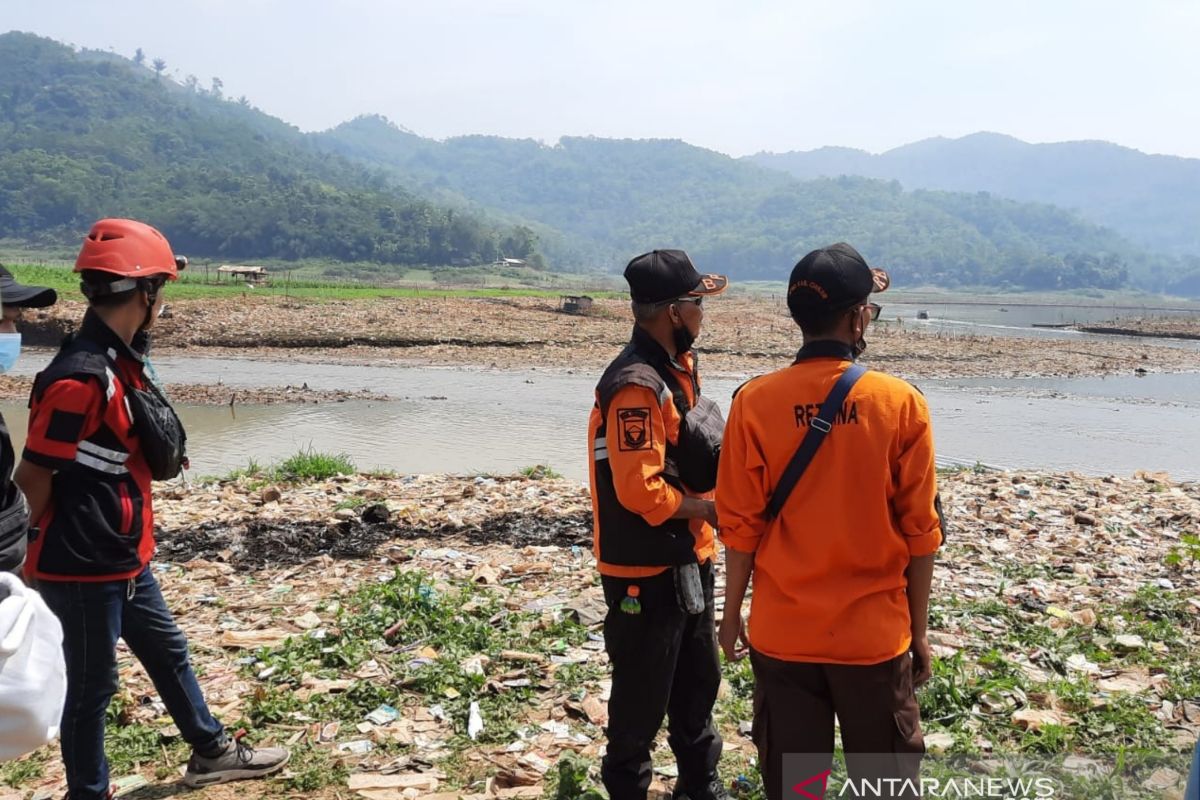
{"left": 275, "top": 448, "right": 356, "bottom": 481}
{"left": 215, "top": 448, "right": 355, "bottom": 484}
{"left": 1165, "top": 533, "right": 1200, "bottom": 568}
{"left": 0, "top": 258, "right": 623, "bottom": 301}
{"left": 279, "top": 743, "right": 348, "bottom": 792}
{"left": 520, "top": 464, "right": 564, "bottom": 480}
{"left": 0, "top": 753, "right": 47, "bottom": 788}
{"left": 241, "top": 569, "right": 595, "bottom": 750}
{"left": 552, "top": 750, "right": 606, "bottom": 800}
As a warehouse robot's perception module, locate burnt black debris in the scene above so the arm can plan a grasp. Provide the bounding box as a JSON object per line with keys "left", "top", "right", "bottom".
{"left": 156, "top": 510, "right": 592, "bottom": 571}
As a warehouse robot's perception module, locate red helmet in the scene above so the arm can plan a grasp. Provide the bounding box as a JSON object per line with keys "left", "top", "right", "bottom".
{"left": 75, "top": 219, "right": 185, "bottom": 281}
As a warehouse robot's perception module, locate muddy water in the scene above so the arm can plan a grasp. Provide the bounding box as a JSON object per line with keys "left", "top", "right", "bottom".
{"left": 2, "top": 355, "right": 1197, "bottom": 481}
{"left": 883, "top": 301, "right": 1200, "bottom": 348}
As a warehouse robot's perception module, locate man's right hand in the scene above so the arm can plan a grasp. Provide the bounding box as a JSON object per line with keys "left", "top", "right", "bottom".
{"left": 910, "top": 633, "right": 933, "bottom": 687}
{"left": 718, "top": 612, "right": 749, "bottom": 662}
{"left": 672, "top": 497, "right": 718, "bottom": 527}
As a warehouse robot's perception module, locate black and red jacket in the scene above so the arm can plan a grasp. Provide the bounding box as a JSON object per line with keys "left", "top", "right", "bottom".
{"left": 23, "top": 311, "right": 156, "bottom": 582}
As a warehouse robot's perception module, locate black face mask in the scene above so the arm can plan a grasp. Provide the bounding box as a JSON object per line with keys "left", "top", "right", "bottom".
{"left": 672, "top": 320, "right": 697, "bottom": 356}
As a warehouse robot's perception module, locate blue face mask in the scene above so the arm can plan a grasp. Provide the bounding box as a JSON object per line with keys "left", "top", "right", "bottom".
{"left": 0, "top": 334, "right": 20, "bottom": 374}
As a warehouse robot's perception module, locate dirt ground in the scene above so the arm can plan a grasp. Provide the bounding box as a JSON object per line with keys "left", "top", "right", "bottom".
{"left": 17, "top": 296, "right": 1200, "bottom": 388}
{"left": 4, "top": 467, "right": 1199, "bottom": 800}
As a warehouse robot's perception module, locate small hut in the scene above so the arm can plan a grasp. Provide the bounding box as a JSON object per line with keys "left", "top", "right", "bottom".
{"left": 559, "top": 295, "right": 594, "bottom": 315}
{"left": 217, "top": 265, "right": 269, "bottom": 285}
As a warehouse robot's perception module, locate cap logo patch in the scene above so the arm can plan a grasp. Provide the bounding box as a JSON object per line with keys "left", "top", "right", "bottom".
{"left": 871, "top": 269, "right": 890, "bottom": 292}
{"left": 700, "top": 277, "right": 718, "bottom": 291}
{"left": 788, "top": 279, "right": 828, "bottom": 299}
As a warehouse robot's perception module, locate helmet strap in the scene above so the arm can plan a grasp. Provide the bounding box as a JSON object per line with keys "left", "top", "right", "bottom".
{"left": 79, "top": 277, "right": 139, "bottom": 300}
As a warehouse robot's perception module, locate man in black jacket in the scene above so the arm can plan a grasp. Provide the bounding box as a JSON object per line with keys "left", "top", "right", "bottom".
{"left": 587, "top": 250, "right": 730, "bottom": 800}
{"left": 0, "top": 264, "right": 57, "bottom": 573}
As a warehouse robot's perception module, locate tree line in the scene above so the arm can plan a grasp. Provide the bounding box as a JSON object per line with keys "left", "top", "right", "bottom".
{"left": 0, "top": 33, "right": 544, "bottom": 268}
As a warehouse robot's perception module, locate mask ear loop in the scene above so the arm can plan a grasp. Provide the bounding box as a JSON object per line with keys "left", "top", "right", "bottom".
{"left": 851, "top": 304, "right": 868, "bottom": 357}
{"left": 139, "top": 278, "right": 164, "bottom": 331}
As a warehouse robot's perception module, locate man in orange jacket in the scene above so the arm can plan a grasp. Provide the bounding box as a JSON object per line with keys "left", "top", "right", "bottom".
{"left": 588, "top": 250, "right": 729, "bottom": 800}
{"left": 716, "top": 244, "right": 943, "bottom": 800}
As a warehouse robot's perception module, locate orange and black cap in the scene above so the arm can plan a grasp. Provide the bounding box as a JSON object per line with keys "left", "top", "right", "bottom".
{"left": 786, "top": 242, "right": 889, "bottom": 319}
{"left": 624, "top": 249, "right": 728, "bottom": 304}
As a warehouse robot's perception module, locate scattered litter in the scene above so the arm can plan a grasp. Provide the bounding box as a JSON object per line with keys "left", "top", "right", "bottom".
{"left": 112, "top": 775, "right": 150, "bottom": 797}
{"left": 468, "top": 701, "right": 485, "bottom": 740}
{"left": 28, "top": 464, "right": 1189, "bottom": 797}
{"left": 348, "top": 772, "right": 439, "bottom": 799}
{"left": 366, "top": 704, "right": 399, "bottom": 726}
{"left": 219, "top": 628, "right": 292, "bottom": 649}
{"left": 294, "top": 611, "right": 323, "bottom": 630}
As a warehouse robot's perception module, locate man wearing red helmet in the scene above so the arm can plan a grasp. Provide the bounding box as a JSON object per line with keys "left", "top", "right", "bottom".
{"left": 14, "top": 219, "right": 289, "bottom": 798}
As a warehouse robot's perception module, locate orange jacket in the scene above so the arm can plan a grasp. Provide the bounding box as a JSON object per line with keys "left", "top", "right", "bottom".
{"left": 588, "top": 348, "right": 717, "bottom": 578}
{"left": 717, "top": 349, "right": 942, "bottom": 664}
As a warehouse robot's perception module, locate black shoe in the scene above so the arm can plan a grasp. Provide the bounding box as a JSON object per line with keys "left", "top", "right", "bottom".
{"left": 674, "top": 776, "right": 731, "bottom": 800}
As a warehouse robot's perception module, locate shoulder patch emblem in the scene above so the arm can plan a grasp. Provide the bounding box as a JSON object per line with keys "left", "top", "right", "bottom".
{"left": 617, "top": 407, "right": 652, "bottom": 451}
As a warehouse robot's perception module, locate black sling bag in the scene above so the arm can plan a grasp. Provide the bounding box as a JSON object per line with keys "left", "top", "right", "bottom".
{"left": 124, "top": 376, "right": 189, "bottom": 481}
{"left": 765, "top": 363, "right": 867, "bottom": 520}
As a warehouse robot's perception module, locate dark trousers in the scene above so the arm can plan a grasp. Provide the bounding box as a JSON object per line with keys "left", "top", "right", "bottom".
{"left": 750, "top": 649, "right": 924, "bottom": 800}
{"left": 601, "top": 562, "right": 723, "bottom": 800}
{"left": 39, "top": 567, "right": 226, "bottom": 800}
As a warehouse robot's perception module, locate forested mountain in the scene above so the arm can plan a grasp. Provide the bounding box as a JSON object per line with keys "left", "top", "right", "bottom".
{"left": 0, "top": 32, "right": 541, "bottom": 267}
{"left": 316, "top": 116, "right": 1153, "bottom": 289}
{"left": 749, "top": 133, "right": 1200, "bottom": 258}
{"left": 1, "top": 31, "right": 1192, "bottom": 291}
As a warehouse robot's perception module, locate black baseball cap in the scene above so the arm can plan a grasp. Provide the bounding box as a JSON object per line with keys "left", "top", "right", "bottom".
{"left": 786, "top": 243, "right": 889, "bottom": 318}
{"left": 624, "top": 249, "right": 729, "bottom": 304}
{"left": 0, "top": 265, "right": 57, "bottom": 308}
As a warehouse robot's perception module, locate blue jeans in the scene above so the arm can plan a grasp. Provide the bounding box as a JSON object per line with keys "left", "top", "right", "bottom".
{"left": 1187, "top": 739, "right": 1200, "bottom": 800}
{"left": 39, "top": 567, "right": 226, "bottom": 800}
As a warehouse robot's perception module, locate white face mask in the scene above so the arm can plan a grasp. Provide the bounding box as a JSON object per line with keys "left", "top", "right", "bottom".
{"left": 0, "top": 333, "right": 20, "bottom": 374}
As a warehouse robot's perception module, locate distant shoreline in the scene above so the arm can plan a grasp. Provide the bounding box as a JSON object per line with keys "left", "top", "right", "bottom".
{"left": 13, "top": 295, "right": 1199, "bottom": 388}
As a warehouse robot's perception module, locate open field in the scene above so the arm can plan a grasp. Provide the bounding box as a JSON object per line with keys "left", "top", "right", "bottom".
{"left": 1077, "top": 316, "right": 1200, "bottom": 341}
{"left": 2, "top": 463, "right": 1198, "bottom": 799}
{"left": 0, "top": 257, "right": 623, "bottom": 302}
{"left": 14, "top": 293, "right": 1200, "bottom": 383}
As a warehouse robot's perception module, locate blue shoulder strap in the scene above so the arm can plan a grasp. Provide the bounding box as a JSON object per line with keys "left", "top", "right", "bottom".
{"left": 765, "top": 363, "right": 867, "bottom": 520}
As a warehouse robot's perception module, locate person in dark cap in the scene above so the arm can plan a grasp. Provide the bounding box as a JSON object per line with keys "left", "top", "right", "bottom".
{"left": 0, "top": 265, "right": 58, "bottom": 573}
{"left": 0, "top": 266, "right": 58, "bottom": 315}
{"left": 0, "top": 264, "right": 67, "bottom": 765}
{"left": 716, "top": 243, "right": 943, "bottom": 799}
{"left": 587, "top": 249, "right": 730, "bottom": 800}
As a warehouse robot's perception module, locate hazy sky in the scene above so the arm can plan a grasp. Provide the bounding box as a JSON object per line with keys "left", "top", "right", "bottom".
{"left": 7, "top": 0, "right": 1199, "bottom": 158}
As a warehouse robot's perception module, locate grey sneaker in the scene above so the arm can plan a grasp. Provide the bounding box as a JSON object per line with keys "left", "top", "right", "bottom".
{"left": 182, "top": 731, "right": 290, "bottom": 788}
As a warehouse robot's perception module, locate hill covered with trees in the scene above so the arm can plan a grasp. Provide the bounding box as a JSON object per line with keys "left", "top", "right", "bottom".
{"left": 316, "top": 116, "right": 1155, "bottom": 290}
{"left": 0, "top": 32, "right": 1190, "bottom": 291}
{"left": 0, "top": 32, "right": 541, "bottom": 267}
{"left": 749, "top": 132, "right": 1200, "bottom": 259}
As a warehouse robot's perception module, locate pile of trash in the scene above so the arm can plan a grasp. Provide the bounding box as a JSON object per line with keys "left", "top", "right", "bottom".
{"left": 0, "top": 374, "right": 388, "bottom": 406}
{"left": 5, "top": 467, "right": 1199, "bottom": 799}
{"left": 23, "top": 296, "right": 1199, "bottom": 381}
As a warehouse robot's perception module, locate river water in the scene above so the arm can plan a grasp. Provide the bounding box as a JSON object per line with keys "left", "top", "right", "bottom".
{"left": 3, "top": 348, "right": 1197, "bottom": 482}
